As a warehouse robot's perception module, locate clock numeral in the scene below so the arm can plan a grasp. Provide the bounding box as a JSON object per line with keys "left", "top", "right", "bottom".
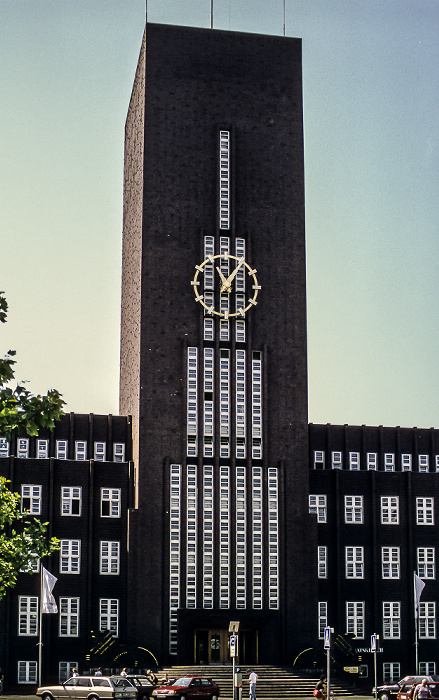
{"left": 195, "top": 264, "right": 204, "bottom": 272}
{"left": 195, "top": 294, "right": 204, "bottom": 302}
{"left": 191, "top": 280, "right": 200, "bottom": 287}
{"left": 249, "top": 298, "right": 257, "bottom": 306}
{"left": 238, "top": 308, "right": 246, "bottom": 317}
{"left": 252, "top": 284, "right": 261, "bottom": 290}
{"left": 247, "top": 268, "right": 257, "bottom": 276}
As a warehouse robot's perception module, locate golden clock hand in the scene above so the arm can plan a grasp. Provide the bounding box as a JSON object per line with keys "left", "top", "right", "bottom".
{"left": 224, "top": 257, "right": 244, "bottom": 289}
{"left": 216, "top": 266, "right": 230, "bottom": 293}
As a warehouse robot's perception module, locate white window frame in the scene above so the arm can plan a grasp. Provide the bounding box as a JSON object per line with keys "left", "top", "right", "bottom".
{"left": 21, "top": 485, "right": 42, "bottom": 515}
{"left": 100, "top": 541, "right": 120, "bottom": 575}
{"left": 419, "top": 601, "right": 436, "bottom": 638}
{"left": 346, "top": 601, "right": 365, "bottom": 639}
{"left": 59, "top": 597, "right": 79, "bottom": 637}
{"left": 101, "top": 488, "right": 121, "bottom": 518}
{"left": 309, "top": 494, "right": 327, "bottom": 523}
{"left": 61, "top": 487, "right": 82, "bottom": 516}
{"left": 384, "top": 453, "right": 395, "bottom": 472}
{"left": 74, "top": 441, "right": 86, "bottom": 460}
{"left": 99, "top": 598, "right": 119, "bottom": 637}
{"left": 59, "top": 539, "right": 81, "bottom": 574}
{"left": 56, "top": 440, "right": 68, "bottom": 459}
{"left": 59, "top": 662, "right": 78, "bottom": 683}
{"left": 419, "top": 454, "right": 429, "bottom": 473}
{"left": 318, "top": 601, "right": 328, "bottom": 639}
{"left": 383, "top": 602, "right": 401, "bottom": 639}
{"left": 383, "top": 663, "right": 400, "bottom": 683}
{"left": 382, "top": 547, "right": 400, "bottom": 579}
{"left": 418, "top": 547, "right": 435, "bottom": 579}
{"left": 331, "top": 451, "right": 342, "bottom": 469}
{"left": 344, "top": 495, "right": 363, "bottom": 524}
{"left": 37, "top": 439, "right": 49, "bottom": 459}
{"left": 419, "top": 662, "right": 436, "bottom": 676}
{"left": 349, "top": 452, "right": 360, "bottom": 470}
{"left": 401, "top": 453, "right": 412, "bottom": 471}
{"left": 318, "top": 546, "right": 327, "bottom": 578}
{"left": 367, "top": 452, "right": 377, "bottom": 470}
{"left": 94, "top": 442, "right": 106, "bottom": 462}
{"left": 314, "top": 451, "right": 325, "bottom": 469}
{"left": 381, "top": 496, "right": 399, "bottom": 524}
{"left": 17, "top": 438, "right": 29, "bottom": 458}
{"left": 417, "top": 497, "right": 434, "bottom": 525}
{"left": 345, "top": 547, "right": 364, "bottom": 579}
{"left": 18, "top": 596, "right": 38, "bottom": 636}
{"left": 0, "top": 437, "right": 10, "bottom": 457}
{"left": 113, "top": 442, "right": 125, "bottom": 462}
{"left": 18, "top": 661, "right": 38, "bottom": 684}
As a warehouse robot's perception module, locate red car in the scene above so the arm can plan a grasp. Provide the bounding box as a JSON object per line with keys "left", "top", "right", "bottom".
{"left": 152, "top": 677, "right": 219, "bottom": 700}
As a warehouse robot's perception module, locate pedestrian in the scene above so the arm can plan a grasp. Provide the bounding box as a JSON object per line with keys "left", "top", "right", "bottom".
{"left": 248, "top": 670, "right": 257, "bottom": 700}
{"left": 414, "top": 680, "right": 431, "bottom": 700}
{"left": 72, "top": 669, "right": 79, "bottom": 678}
{"left": 314, "top": 675, "right": 327, "bottom": 700}
{"left": 0, "top": 667, "right": 4, "bottom": 694}
{"left": 121, "top": 669, "right": 128, "bottom": 677}
{"left": 95, "top": 668, "right": 103, "bottom": 677}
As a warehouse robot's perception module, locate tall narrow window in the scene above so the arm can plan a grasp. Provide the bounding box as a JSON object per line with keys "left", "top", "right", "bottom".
{"left": 18, "top": 597, "right": 38, "bottom": 636}
{"left": 346, "top": 601, "right": 365, "bottom": 638}
{"left": 219, "top": 131, "right": 230, "bottom": 230}
{"left": 219, "top": 466, "right": 230, "bottom": 609}
{"left": 203, "top": 466, "right": 214, "bottom": 609}
{"left": 418, "top": 548, "right": 435, "bottom": 579}
{"left": 419, "top": 602, "right": 436, "bottom": 638}
{"left": 101, "top": 488, "right": 121, "bottom": 518}
{"left": 186, "top": 465, "right": 197, "bottom": 609}
{"left": 59, "top": 540, "right": 81, "bottom": 574}
{"left": 417, "top": 498, "right": 434, "bottom": 525}
{"left": 309, "top": 495, "right": 327, "bottom": 523}
{"left": 268, "top": 468, "right": 279, "bottom": 609}
{"left": 220, "top": 349, "right": 230, "bottom": 458}
{"left": 59, "top": 598, "right": 79, "bottom": 637}
{"left": 318, "top": 546, "right": 327, "bottom": 578}
{"left": 344, "top": 496, "right": 363, "bottom": 523}
{"left": 75, "top": 441, "right": 87, "bottom": 461}
{"left": 381, "top": 496, "right": 399, "bottom": 524}
{"left": 384, "top": 453, "right": 395, "bottom": 471}
{"left": 17, "top": 438, "right": 29, "bottom": 458}
{"left": 349, "top": 452, "right": 360, "bottom": 470}
{"left": 37, "top": 439, "right": 49, "bottom": 459}
{"left": 61, "top": 487, "right": 81, "bottom": 516}
{"left": 401, "top": 454, "right": 412, "bottom": 471}
{"left": 99, "top": 598, "right": 119, "bottom": 637}
{"left": 252, "top": 467, "right": 263, "bottom": 610}
{"left": 345, "top": 547, "right": 364, "bottom": 579}
{"left": 0, "top": 438, "right": 10, "bottom": 457}
{"left": 236, "top": 467, "right": 247, "bottom": 609}
{"left": 367, "top": 452, "right": 377, "bottom": 470}
{"left": 236, "top": 349, "right": 246, "bottom": 458}
{"left": 100, "top": 541, "right": 120, "bottom": 575}
{"left": 383, "top": 602, "right": 401, "bottom": 639}
{"left": 382, "top": 547, "right": 400, "bottom": 579}
{"left": 21, "top": 485, "right": 42, "bottom": 515}
{"left": 252, "top": 352, "right": 262, "bottom": 460}
{"left": 187, "top": 347, "right": 198, "bottom": 457}
{"left": 169, "top": 464, "right": 181, "bottom": 655}
{"left": 56, "top": 440, "right": 68, "bottom": 460}
{"left": 318, "top": 602, "right": 328, "bottom": 639}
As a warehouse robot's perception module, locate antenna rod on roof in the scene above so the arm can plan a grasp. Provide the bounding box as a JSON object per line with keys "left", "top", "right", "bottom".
{"left": 211, "top": 0, "right": 213, "bottom": 28}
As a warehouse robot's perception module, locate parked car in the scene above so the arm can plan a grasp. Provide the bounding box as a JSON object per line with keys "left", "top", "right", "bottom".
{"left": 152, "top": 677, "right": 220, "bottom": 700}
{"left": 398, "top": 681, "right": 439, "bottom": 700}
{"left": 122, "top": 675, "right": 156, "bottom": 700}
{"left": 372, "top": 677, "right": 436, "bottom": 700}
{"left": 36, "top": 675, "right": 138, "bottom": 700}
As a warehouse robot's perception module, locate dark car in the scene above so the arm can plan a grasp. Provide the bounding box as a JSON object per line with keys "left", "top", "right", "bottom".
{"left": 373, "top": 677, "right": 436, "bottom": 700}
{"left": 152, "top": 677, "right": 219, "bottom": 700}
{"left": 123, "top": 676, "right": 156, "bottom": 700}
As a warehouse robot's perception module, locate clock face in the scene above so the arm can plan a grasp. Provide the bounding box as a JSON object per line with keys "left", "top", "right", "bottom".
{"left": 191, "top": 253, "right": 260, "bottom": 318}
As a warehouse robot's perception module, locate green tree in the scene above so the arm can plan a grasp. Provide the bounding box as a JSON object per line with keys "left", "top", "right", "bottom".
{"left": 0, "top": 292, "right": 63, "bottom": 598}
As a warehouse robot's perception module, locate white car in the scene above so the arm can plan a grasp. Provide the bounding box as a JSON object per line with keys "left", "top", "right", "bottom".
{"left": 36, "top": 675, "right": 137, "bottom": 700}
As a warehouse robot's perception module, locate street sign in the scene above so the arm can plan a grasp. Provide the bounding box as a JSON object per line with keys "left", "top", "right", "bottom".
{"left": 371, "top": 634, "right": 378, "bottom": 653}
{"left": 230, "top": 634, "right": 237, "bottom": 657}
{"left": 324, "top": 627, "right": 331, "bottom": 650}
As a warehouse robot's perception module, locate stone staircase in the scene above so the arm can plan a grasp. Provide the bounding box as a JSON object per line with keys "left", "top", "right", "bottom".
{"left": 158, "top": 666, "right": 359, "bottom": 699}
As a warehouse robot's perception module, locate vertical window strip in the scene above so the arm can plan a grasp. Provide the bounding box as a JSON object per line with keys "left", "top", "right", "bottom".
{"left": 252, "top": 352, "right": 262, "bottom": 459}
{"left": 204, "top": 236, "right": 215, "bottom": 290}
{"left": 186, "top": 465, "right": 197, "bottom": 610}
{"left": 169, "top": 464, "right": 181, "bottom": 655}
{"left": 220, "top": 350, "right": 230, "bottom": 458}
{"left": 204, "top": 348, "right": 214, "bottom": 457}
{"left": 236, "top": 349, "right": 246, "bottom": 458}
{"left": 252, "top": 467, "right": 263, "bottom": 609}
{"left": 219, "top": 131, "right": 230, "bottom": 230}
{"left": 203, "top": 466, "right": 214, "bottom": 608}
{"left": 346, "top": 601, "right": 365, "bottom": 639}
{"left": 219, "top": 238, "right": 230, "bottom": 340}
{"left": 235, "top": 238, "right": 246, "bottom": 291}
{"left": 187, "top": 347, "right": 198, "bottom": 457}
{"left": 318, "top": 601, "right": 328, "bottom": 639}
{"left": 318, "top": 546, "right": 327, "bottom": 578}
{"left": 268, "top": 468, "right": 279, "bottom": 609}
{"left": 219, "top": 466, "right": 230, "bottom": 609}
{"left": 236, "top": 467, "right": 247, "bottom": 609}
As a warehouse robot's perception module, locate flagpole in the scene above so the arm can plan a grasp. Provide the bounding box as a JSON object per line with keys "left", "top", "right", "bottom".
{"left": 39, "top": 566, "right": 43, "bottom": 687}
{"left": 414, "top": 572, "right": 419, "bottom": 673}
{"left": 283, "top": 0, "right": 285, "bottom": 36}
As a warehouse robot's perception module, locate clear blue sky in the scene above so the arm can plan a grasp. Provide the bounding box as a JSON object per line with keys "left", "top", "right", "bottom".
{"left": 2, "top": 0, "right": 439, "bottom": 429}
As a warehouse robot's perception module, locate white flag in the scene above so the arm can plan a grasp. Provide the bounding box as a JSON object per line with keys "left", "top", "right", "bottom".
{"left": 42, "top": 567, "right": 58, "bottom": 613}
{"left": 414, "top": 573, "right": 425, "bottom": 618}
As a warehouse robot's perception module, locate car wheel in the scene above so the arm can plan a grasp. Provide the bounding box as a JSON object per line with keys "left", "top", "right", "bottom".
{"left": 180, "top": 695, "right": 186, "bottom": 700}
{"left": 211, "top": 694, "right": 218, "bottom": 700}
{"left": 379, "top": 693, "right": 390, "bottom": 700}
{"left": 42, "top": 694, "right": 53, "bottom": 700}
{"left": 88, "top": 694, "right": 99, "bottom": 700}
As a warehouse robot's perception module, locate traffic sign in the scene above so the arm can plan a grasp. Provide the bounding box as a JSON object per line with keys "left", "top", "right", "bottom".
{"left": 324, "top": 627, "right": 331, "bottom": 650}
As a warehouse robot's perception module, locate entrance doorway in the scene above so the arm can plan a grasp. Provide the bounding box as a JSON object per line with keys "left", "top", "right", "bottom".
{"left": 194, "top": 629, "right": 258, "bottom": 665}
{"left": 195, "top": 629, "right": 229, "bottom": 664}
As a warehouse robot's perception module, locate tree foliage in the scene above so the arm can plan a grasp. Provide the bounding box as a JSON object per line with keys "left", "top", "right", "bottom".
{"left": 0, "top": 292, "right": 63, "bottom": 598}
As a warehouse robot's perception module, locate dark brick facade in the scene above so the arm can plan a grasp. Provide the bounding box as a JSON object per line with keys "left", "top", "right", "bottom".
{"left": 120, "top": 23, "right": 316, "bottom": 665}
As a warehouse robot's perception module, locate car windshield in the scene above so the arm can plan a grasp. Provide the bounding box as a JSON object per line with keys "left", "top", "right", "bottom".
{"left": 112, "top": 679, "right": 134, "bottom": 689}
{"left": 172, "top": 679, "right": 192, "bottom": 687}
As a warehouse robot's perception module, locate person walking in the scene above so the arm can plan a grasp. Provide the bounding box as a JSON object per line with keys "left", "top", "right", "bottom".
{"left": 414, "top": 680, "right": 431, "bottom": 700}
{"left": 0, "top": 667, "right": 4, "bottom": 694}
{"left": 248, "top": 670, "right": 257, "bottom": 700}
